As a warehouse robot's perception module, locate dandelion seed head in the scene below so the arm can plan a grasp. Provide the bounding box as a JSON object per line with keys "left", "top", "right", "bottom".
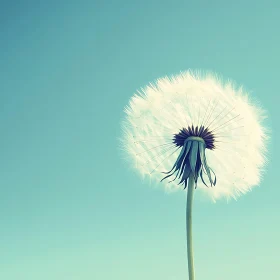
{"left": 121, "top": 70, "right": 268, "bottom": 201}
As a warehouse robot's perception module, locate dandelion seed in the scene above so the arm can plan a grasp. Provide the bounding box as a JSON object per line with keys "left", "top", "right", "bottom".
{"left": 121, "top": 70, "right": 268, "bottom": 280}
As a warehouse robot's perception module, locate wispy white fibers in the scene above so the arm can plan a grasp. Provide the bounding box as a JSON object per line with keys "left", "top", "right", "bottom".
{"left": 121, "top": 71, "right": 268, "bottom": 201}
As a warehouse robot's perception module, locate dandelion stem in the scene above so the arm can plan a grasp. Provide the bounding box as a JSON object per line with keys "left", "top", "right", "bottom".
{"left": 187, "top": 173, "right": 195, "bottom": 280}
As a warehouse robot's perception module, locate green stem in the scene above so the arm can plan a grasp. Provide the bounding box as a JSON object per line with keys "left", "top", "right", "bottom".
{"left": 187, "top": 173, "right": 195, "bottom": 280}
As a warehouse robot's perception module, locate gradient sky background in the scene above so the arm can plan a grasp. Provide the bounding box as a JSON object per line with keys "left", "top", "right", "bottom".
{"left": 0, "top": 1, "right": 278, "bottom": 280}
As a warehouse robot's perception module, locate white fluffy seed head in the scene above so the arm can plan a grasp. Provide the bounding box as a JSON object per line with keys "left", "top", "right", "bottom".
{"left": 121, "top": 71, "right": 269, "bottom": 201}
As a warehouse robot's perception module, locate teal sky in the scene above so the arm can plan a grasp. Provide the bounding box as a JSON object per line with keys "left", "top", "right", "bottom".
{"left": 0, "top": 1, "right": 278, "bottom": 279}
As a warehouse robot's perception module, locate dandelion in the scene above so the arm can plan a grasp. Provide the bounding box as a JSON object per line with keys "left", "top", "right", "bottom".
{"left": 121, "top": 71, "right": 268, "bottom": 279}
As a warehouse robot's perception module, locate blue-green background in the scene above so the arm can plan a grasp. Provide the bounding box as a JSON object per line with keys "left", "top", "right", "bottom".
{"left": 0, "top": 1, "right": 277, "bottom": 279}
